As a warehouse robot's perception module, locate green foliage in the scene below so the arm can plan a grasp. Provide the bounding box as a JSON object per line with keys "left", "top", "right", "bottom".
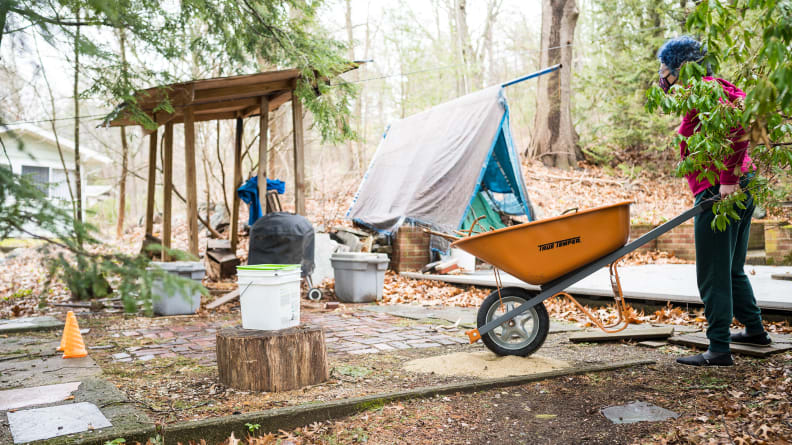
{"left": 576, "top": 0, "right": 688, "bottom": 161}
{"left": 645, "top": 0, "right": 792, "bottom": 229}
{"left": 0, "top": 161, "right": 204, "bottom": 314}
{"left": 3, "top": 0, "right": 356, "bottom": 143}
{"left": 245, "top": 423, "right": 261, "bottom": 433}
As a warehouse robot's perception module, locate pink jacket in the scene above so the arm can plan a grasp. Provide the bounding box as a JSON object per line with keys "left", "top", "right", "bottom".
{"left": 678, "top": 77, "right": 753, "bottom": 196}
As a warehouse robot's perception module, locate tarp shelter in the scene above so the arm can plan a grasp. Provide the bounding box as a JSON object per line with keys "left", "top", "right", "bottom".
{"left": 346, "top": 85, "right": 534, "bottom": 239}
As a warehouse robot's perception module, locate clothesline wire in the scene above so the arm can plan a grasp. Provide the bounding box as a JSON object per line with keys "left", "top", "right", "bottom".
{"left": 1, "top": 24, "right": 672, "bottom": 126}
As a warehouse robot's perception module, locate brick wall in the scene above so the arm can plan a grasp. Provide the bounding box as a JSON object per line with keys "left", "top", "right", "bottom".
{"left": 748, "top": 222, "right": 765, "bottom": 250}
{"left": 391, "top": 225, "right": 431, "bottom": 272}
{"left": 656, "top": 223, "right": 697, "bottom": 261}
{"left": 629, "top": 221, "right": 767, "bottom": 262}
{"left": 764, "top": 221, "right": 792, "bottom": 265}
{"left": 629, "top": 224, "right": 657, "bottom": 254}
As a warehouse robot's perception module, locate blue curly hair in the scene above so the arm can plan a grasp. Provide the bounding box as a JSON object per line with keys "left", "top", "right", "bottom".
{"left": 657, "top": 36, "right": 709, "bottom": 75}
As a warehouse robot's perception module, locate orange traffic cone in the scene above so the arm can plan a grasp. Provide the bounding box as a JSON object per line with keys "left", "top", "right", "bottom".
{"left": 56, "top": 312, "right": 74, "bottom": 352}
{"left": 62, "top": 311, "right": 88, "bottom": 359}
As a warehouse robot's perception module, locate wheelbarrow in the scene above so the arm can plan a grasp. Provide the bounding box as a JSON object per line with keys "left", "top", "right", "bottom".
{"left": 435, "top": 198, "right": 717, "bottom": 357}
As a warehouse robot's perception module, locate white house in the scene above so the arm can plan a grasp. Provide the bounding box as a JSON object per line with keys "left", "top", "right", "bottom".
{"left": 0, "top": 123, "right": 111, "bottom": 213}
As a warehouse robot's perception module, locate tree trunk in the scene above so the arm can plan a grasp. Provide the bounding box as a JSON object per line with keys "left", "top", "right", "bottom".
{"left": 116, "top": 29, "right": 129, "bottom": 239}
{"left": 454, "top": 0, "right": 472, "bottom": 94}
{"left": 216, "top": 327, "right": 328, "bottom": 392}
{"left": 73, "top": 7, "right": 83, "bottom": 224}
{"left": 527, "top": 0, "right": 581, "bottom": 169}
{"left": 0, "top": 3, "right": 9, "bottom": 50}
{"left": 116, "top": 126, "right": 129, "bottom": 238}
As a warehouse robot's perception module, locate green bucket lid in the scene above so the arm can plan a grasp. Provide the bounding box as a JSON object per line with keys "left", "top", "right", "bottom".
{"left": 236, "top": 264, "right": 301, "bottom": 271}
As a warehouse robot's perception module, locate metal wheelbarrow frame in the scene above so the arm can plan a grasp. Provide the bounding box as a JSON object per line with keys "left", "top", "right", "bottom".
{"left": 447, "top": 198, "right": 717, "bottom": 356}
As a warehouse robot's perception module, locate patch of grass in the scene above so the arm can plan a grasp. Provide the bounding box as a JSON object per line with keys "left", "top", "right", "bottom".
{"left": 335, "top": 365, "right": 372, "bottom": 378}
{"left": 3, "top": 288, "right": 32, "bottom": 301}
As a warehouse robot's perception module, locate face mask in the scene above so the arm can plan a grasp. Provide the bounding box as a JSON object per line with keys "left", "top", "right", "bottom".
{"left": 658, "top": 71, "right": 677, "bottom": 93}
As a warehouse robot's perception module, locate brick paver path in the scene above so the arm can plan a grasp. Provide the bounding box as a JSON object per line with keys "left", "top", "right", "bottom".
{"left": 109, "top": 310, "right": 466, "bottom": 363}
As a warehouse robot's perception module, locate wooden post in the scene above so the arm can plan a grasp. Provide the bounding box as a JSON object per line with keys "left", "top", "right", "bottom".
{"left": 258, "top": 96, "right": 269, "bottom": 214}
{"left": 292, "top": 93, "right": 305, "bottom": 215}
{"left": 216, "top": 327, "right": 328, "bottom": 392}
{"left": 184, "top": 107, "right": 199, "bottom": 257}
{"left": 144, "top": 128, "right": 158, "bottom": 237}
{"left": 230, "top": 117, "right": 243, "bottom": 251}
{"left": 162, "top": 122, "right": 173, "bottom": 261}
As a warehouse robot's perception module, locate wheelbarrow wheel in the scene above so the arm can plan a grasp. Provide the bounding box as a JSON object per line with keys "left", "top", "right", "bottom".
{"left": 477, "top": 287, "right": 549, "bottom": 357}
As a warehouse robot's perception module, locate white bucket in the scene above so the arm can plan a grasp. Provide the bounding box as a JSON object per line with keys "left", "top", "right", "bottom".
{"left": 236, "top": 265, "right": 301, "bottom": 331}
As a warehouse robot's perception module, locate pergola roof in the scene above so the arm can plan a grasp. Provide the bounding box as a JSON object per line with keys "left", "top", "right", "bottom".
{"left": 107, "top": 68, "right": 305, "bottom": 127}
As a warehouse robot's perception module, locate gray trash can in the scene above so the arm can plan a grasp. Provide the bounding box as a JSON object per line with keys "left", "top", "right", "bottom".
{"left": 149, "top": 261, "right": 205, "bottom": 315}
{"left": 330, "top": 253, "right": 389, "bottom": 303}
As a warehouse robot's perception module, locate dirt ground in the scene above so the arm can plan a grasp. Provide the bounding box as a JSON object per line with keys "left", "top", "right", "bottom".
{"left": 205, "top": 354, "right": 792, "bottom": 445}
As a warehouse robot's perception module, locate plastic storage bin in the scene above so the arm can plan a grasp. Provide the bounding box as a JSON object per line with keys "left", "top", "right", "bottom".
{"left": 149, "top": 261, "right": 205, "bottom": 316}
{"left": 236, "top": 264, "right": 301, "bottom": 330}
{"left": 330, "top": 253, "right": 389, "bottom": 303}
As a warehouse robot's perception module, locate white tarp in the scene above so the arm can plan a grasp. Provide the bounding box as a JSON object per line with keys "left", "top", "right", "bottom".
{"left": 347, "top": 86, "right": 506, "bottom": 233}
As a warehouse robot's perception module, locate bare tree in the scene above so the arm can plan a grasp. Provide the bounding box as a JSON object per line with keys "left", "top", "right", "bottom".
{"left": 73, "top": 6, "right": 83, "bottom": 224}
{"left": 527, "top": 0, "right": 581, "bottom": 169}
{"left": 116, "top": 29, "right": 129, "bottom": 238}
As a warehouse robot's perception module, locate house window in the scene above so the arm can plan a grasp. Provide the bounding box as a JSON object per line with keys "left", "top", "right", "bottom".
{"left": 21, "top": 165, "right": 50, "bottom": 196}
{"left": 50, "top": 169, "right": 74, "bottom": 202}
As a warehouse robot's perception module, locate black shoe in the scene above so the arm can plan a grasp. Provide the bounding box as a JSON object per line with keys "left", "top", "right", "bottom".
{"left": 676, "top": 351, "right": 734, "bottom": 367}
{"left": 730, "top": 331, "right": 772, "bottom": 347}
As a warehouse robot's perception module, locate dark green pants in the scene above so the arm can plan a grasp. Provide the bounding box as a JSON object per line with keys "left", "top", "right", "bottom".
{"left": 694, "top": 177, "right": 764, "bottom": 353}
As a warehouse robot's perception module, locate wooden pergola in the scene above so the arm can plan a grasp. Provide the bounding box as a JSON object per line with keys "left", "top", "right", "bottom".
{"left": 107, "top": 68, "right": 315, "bottom": 259}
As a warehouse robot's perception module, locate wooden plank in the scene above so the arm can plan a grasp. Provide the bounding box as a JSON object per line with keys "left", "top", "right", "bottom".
{"left": 292, "top": 93, "right": 305, "bottom": 215}
{"left": 637, "top": 340, "right": 668, "bottom": 348}
{"left": 668, "top": 333, "right": 792, "bottom": 357}
{"left": 192, "top": 79, "right": 293, "bottom": 103}
{"left": 230, "top": 117, "right": 243, "bottom": 251}
{"left": 771, "top": 273, "right": 792, "bottom": 281}
{"left": 192, "top": 68, "right": 301, "bottom": 91}
{"left": 258, "top": 96, "right": 269, "bottom": 215}
{"left": 162, "top": 122, "right": 174, "bottom": 261}
{"left": 206, "top": 289, "right": 240, "bottom": 310}
{"left": 144, "top": 128, "right": 158, "bottom": 237}
{"left": 184, "top": 107, "right": 199, "bottom": 257}
{"left": 568, "top": 327, "right": 674, "bottom": 343}
{"left": 207, "top": 239, "right": 232, "bottom": 250}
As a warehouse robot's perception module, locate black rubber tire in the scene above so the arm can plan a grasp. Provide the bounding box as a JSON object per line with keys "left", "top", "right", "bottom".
{"left": 476, "top": 287, "right": 550, "bottom": 357}
{"left": 307, "top": 288, "right": 323, "bottom": 301}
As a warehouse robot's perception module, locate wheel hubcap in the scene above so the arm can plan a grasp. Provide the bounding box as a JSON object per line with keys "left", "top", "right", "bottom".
{"left": 485, "top": 296, "right": 540, "bottom": 350}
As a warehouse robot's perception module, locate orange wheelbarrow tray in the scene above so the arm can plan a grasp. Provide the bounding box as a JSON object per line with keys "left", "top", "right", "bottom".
{"left": 450, "top": 197, "right": 718, "bottom": 351}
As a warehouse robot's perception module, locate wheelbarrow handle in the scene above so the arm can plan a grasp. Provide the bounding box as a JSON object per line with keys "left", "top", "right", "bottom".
{"left": 470, "top": 197, "right": 720, "bottom": 341}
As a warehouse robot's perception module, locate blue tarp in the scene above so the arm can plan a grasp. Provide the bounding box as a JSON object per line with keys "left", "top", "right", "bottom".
{"left": 237, "top": 176, "right": 285, "bottom": 225}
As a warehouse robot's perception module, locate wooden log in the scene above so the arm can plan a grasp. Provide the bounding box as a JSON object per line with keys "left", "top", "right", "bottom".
{"left": 230, "top": 117, "right": 243, "bottom": 252}
{"left": 162, "top": 122, "right": 174, "bottom": 261}
{"left": 184, "top": 107, "right": 199, "bottom": 256}
{"left": 292, "top": 94, "right": 305, "bottom": 215}
{"left": 145, "top": 127, "right": 158, "bottom": 237}
{"left": 258, "top": 96, "right": 269, "bottom": 215}
{"left": 216, "top": 327, "right": 328, "bottom": 392}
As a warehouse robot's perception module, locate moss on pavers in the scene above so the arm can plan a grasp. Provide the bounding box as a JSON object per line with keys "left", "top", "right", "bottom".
{"left": 161, "top": 359, "right": 654, "bottom": 444}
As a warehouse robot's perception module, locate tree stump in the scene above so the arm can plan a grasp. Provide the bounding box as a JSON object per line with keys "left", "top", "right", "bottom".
{"left": 216, "top": 326, "right": 328, "bottom": 392}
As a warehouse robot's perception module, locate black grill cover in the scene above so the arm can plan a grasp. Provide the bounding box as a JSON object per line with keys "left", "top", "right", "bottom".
{"left": 248, "top": 212, "right": 315, "bottom": 277}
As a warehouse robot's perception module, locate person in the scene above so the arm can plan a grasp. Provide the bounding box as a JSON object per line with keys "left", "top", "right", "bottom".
{"left": 656, "top": 36, "right": 772, "bottom": 367}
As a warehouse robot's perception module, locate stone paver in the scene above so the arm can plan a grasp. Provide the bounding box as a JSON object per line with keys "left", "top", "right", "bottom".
{"left": 0, "top": 316, "right": 64, "bottom": 334}
{"left": 108, "top": 311, "right": 466, "bottom": 364}
{"left": 0, "top": 381, "right": 81, "bottom": 411}
{"left": 7, "top": 402, "right": 112, "bottom": 443}
{"left": 601, "top": 401, "right": 679, "bottom": 424}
